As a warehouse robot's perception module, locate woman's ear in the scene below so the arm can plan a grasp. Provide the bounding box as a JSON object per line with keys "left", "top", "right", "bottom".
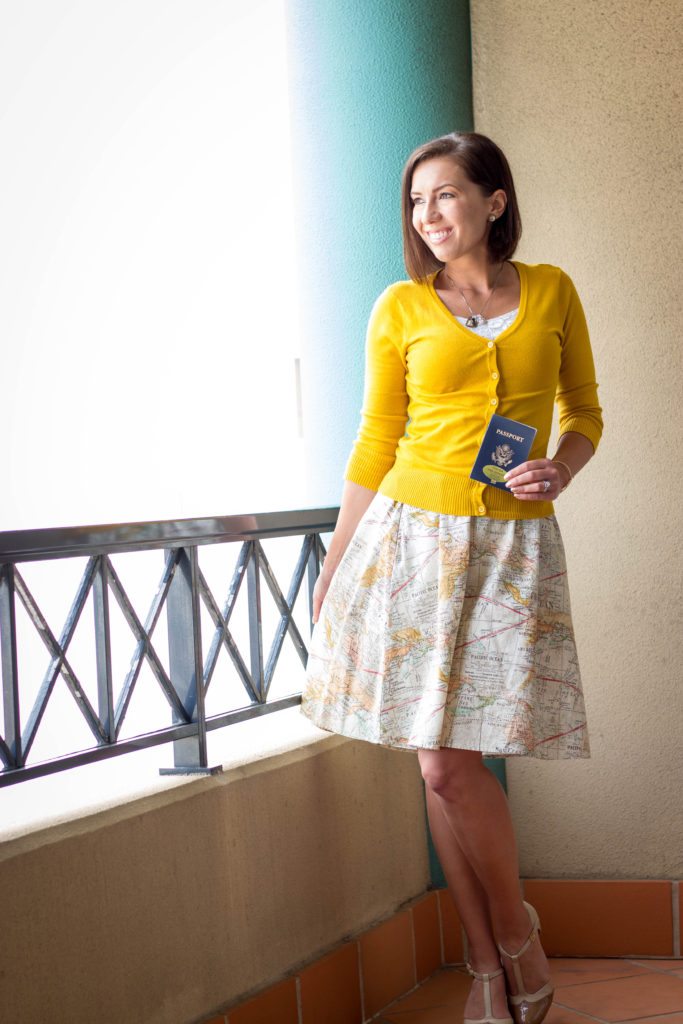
{"left": 490, "top": 188, "right": 507, "bottom": 219}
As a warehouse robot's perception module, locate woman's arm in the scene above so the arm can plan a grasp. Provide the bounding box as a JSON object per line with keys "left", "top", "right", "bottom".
{"left": 311, "top": 287, "right": 407, "bottom": 622}
{"left": 343, "top": 285, "right": 409, "bottom": 489}
{"left": 504, "top": 270, "right": 603, "bottom": 501}
{"left": 312, "top": 480, "right": 377, "bottom": 623}
{"left": 551, "top": 430, "right": 596, "bottom": 487}
{"left": 321, "top": 480, "right": 378, "bottom": 579}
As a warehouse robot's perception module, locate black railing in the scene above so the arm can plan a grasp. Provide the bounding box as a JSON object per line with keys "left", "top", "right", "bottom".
{"left": 0, "top": 508, "right": 337, "bottom": 787}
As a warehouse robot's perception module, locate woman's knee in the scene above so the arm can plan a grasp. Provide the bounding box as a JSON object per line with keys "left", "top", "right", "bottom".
{"left": 417, "top": 747, "right": 484, "bottom": 797}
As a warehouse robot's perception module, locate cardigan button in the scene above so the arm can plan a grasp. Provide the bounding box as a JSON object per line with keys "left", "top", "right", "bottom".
{"left": 477, "top": 505, "right": 485, "bottom": 514}
{"left": 487, "top": 340, "right": 494, "bottom": 348}
{"left": 490, "top": 397, "right": 497, "bottom": 405}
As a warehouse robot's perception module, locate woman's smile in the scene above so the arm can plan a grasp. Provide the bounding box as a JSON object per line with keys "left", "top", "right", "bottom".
{"left": 425, "top": 227, "right": 453, "bottom": 244}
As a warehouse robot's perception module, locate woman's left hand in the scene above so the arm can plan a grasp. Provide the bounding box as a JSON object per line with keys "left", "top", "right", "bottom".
{"left": 503, "top": 459, "right": 570, "bottom": 500}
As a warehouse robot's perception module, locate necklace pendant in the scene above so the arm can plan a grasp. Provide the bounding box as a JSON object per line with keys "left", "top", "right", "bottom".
{"left": 465, "top": 315, "right": 481, "bottom": 328}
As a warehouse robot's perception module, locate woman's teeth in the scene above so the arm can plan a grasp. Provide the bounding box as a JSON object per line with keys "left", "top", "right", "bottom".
{"left": 427, "top": 229, "right": 452, "bottom": 243}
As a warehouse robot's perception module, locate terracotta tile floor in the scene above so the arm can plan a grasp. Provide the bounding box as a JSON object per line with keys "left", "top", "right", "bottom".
{"left": 374, "top": 958, "right": 683, "bottom": 1023}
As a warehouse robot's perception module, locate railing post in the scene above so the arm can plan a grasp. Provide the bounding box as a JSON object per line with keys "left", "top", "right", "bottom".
{"left": 305, "top": 532, "right": 325, "bottom": 645}
{"left": 160, "top": 546, "right": 221, "bottom": 776}
{"left": 246, "top": 541, "right": 265, "bottom": 701}
{"left": 0, "top": 565, "right": 21, "bottom": 769}
{"left": 93, "top": 556, "right": 115, "bottom": 744}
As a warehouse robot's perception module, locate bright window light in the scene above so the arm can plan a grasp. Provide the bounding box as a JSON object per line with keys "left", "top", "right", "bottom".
{"left": 1, "top": 0, "right": 303, "bottom": 531}
{"left": 0, "top": 1, "right": 308, "bottom": 829}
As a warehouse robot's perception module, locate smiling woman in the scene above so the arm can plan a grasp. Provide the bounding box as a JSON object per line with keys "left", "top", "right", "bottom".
{"left": 404, "top": 134, "right": 523, "bottom": 285}
{"left": 1, "top": 0, "right": 302, "bottom": 531}
{"left": 299, "top": 129, "right": 603, "bottom": 1024}
{"left": 405, "top": 159, "right": 511, "bottom": 309}
{"left": 409, "top": 160, "right": 517, "bottom": 318}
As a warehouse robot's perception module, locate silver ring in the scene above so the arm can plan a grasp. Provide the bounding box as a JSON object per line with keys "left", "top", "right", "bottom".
{"left": 542, "top": 479, "right": 550, "bottom": 492}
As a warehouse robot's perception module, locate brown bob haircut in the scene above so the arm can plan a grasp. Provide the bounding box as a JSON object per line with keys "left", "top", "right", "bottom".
{"left": 401, "top": 131, "right": 522, "bottom": 283}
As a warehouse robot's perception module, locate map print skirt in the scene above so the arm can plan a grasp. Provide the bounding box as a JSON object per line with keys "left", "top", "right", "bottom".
{"left": 300, "top": 492, "right": 590, "bottom": 759}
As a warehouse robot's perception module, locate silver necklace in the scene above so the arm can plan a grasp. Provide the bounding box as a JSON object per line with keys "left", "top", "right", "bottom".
{"left": 444, "top": 261, "right": 505, "bottom": 327}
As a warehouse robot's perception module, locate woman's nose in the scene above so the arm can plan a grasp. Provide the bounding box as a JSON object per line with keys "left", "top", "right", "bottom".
{"left": 424, "top": 199, "right": 441, "bottom": 221}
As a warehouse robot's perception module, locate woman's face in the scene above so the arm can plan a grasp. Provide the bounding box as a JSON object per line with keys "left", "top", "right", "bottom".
{"left": 410, "top": 155, "right": 502, "bottom": 263}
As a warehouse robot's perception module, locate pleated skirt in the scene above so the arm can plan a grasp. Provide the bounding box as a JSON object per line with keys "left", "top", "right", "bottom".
{"left": 299, "top": 492, "right": 591, "bottom": 759}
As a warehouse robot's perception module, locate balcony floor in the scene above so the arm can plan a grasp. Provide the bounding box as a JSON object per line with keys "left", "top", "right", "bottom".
{"left": 376, "top": 958, "right": 683, "bottom": 1023}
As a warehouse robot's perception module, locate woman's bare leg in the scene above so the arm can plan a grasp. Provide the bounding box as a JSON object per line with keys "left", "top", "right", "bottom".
{"left": 418, "top": 748, "right": 551, "bottom": 1003}
{"left": 423, "top": 780, "right": 510, "bottom": 1019}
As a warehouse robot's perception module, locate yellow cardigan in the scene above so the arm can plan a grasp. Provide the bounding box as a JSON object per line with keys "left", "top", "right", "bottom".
{"left": 344, "top": 261, "right": 603, "bottom": 519}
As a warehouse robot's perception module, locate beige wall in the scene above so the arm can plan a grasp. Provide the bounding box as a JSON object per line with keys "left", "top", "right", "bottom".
{"left": 0, "top": 729, "right": 429, "bottom": 1024}
{"left": 470, "top": 0, "right": 683, "bottom": 877}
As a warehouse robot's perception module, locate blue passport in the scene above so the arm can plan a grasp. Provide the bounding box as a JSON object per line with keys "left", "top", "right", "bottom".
{"left": 470, "top": 413, "right": 537, "bottom": 488}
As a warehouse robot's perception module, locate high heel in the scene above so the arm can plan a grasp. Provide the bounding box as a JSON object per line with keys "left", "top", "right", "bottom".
{"left": 464, "top": 962, "right": 514, "bottom": 1024}
{"left": 496, "top": 901, "right": 554, "bottom": 1024}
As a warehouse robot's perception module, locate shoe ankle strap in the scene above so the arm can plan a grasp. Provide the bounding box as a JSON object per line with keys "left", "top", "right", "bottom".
{"left": 466, "top": 961, "right": 504, "bottom": 981}
{"left": 497, "top": 919, "right": 537, "bottom": 961}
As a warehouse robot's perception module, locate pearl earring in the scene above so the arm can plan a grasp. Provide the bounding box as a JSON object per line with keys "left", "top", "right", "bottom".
{"left": 489, "top": 215, "right": 496, "bottom": 222}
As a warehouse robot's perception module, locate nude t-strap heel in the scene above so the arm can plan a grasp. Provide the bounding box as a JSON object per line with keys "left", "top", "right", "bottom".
{"left": 496, "top": 901, "right": 554, "bottom": 1024}
{"left": 464, "top": 962, "right": 514, "bottom": 1024}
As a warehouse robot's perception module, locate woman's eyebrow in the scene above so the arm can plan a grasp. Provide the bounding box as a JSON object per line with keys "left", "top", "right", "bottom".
{"left": 410, "top": 182, "right": 459, "bottom": 195}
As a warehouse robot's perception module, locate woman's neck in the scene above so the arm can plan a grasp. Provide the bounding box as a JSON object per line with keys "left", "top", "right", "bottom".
{"left": 439, "top": 257, "right": 507, "bottom": 296}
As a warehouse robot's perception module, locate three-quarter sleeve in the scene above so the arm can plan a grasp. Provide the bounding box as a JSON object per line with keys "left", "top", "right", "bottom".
{"left": 343, "top": 286, "right": 409, "bottom": 490}
{"left": 555, "top": 270, "right": 604, "bottom": 452}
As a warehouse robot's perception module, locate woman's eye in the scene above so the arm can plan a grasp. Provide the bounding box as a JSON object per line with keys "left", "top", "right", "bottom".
{"left": 412, "top": 193, "right": 456, "bottom": 204}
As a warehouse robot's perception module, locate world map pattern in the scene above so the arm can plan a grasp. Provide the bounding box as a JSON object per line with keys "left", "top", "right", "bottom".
{"left": 300, "top": 493, "right": 591, "bottom": 760}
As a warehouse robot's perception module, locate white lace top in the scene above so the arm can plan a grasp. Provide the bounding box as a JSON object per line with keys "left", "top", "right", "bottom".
{"left": 454, "top": 307, "right": 519, "bottom": 341}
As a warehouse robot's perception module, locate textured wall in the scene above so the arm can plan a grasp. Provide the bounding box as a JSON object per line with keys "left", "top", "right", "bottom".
{"left": 470, "top": 0, "right": 683, "bottom": 877}
{"left": 284, "top": 0, "right": 473, "bottom": 508}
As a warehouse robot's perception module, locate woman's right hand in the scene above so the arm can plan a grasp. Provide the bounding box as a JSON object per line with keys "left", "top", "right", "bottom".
{"left": 312, "top": 568, "right": 334, "bottom": 624}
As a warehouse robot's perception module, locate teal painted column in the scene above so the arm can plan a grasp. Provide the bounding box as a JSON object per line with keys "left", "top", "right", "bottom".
{"left": 284, "top": 0, "right": 505, "bottom": 890}
{"left": 284, "top": 0, "right": 473, "bottom": 508}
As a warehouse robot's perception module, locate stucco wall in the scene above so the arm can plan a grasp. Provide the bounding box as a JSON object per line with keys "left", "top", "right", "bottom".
{"left": 470, "top": 0, "right": 683, "bottom": 877}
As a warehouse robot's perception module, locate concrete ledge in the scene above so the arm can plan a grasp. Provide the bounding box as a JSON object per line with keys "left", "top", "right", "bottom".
{"left": 0, "top": 708, "right": 430, "bottom": 1024}
{"left": 0, "top": 707, "right": 351, "bottom": 852}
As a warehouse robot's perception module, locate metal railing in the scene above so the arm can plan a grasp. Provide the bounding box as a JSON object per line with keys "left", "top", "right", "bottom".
{"left": 0, "top": 507, "right": 337, "bottom": 787}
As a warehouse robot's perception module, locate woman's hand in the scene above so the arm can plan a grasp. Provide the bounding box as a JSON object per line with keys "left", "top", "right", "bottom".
{"left": 503, "top": 458, "right": 571, "bottom": 501}
{"left": 311, "top": 481, "right": 377, "bottom": 624}
{"left": 312, "top": 568, "right": 334, "bottom": 624}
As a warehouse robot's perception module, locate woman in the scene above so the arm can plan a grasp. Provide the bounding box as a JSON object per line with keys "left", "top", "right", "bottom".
{"left": 300, "top": 131, "right": 603, "bottom": 1024}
